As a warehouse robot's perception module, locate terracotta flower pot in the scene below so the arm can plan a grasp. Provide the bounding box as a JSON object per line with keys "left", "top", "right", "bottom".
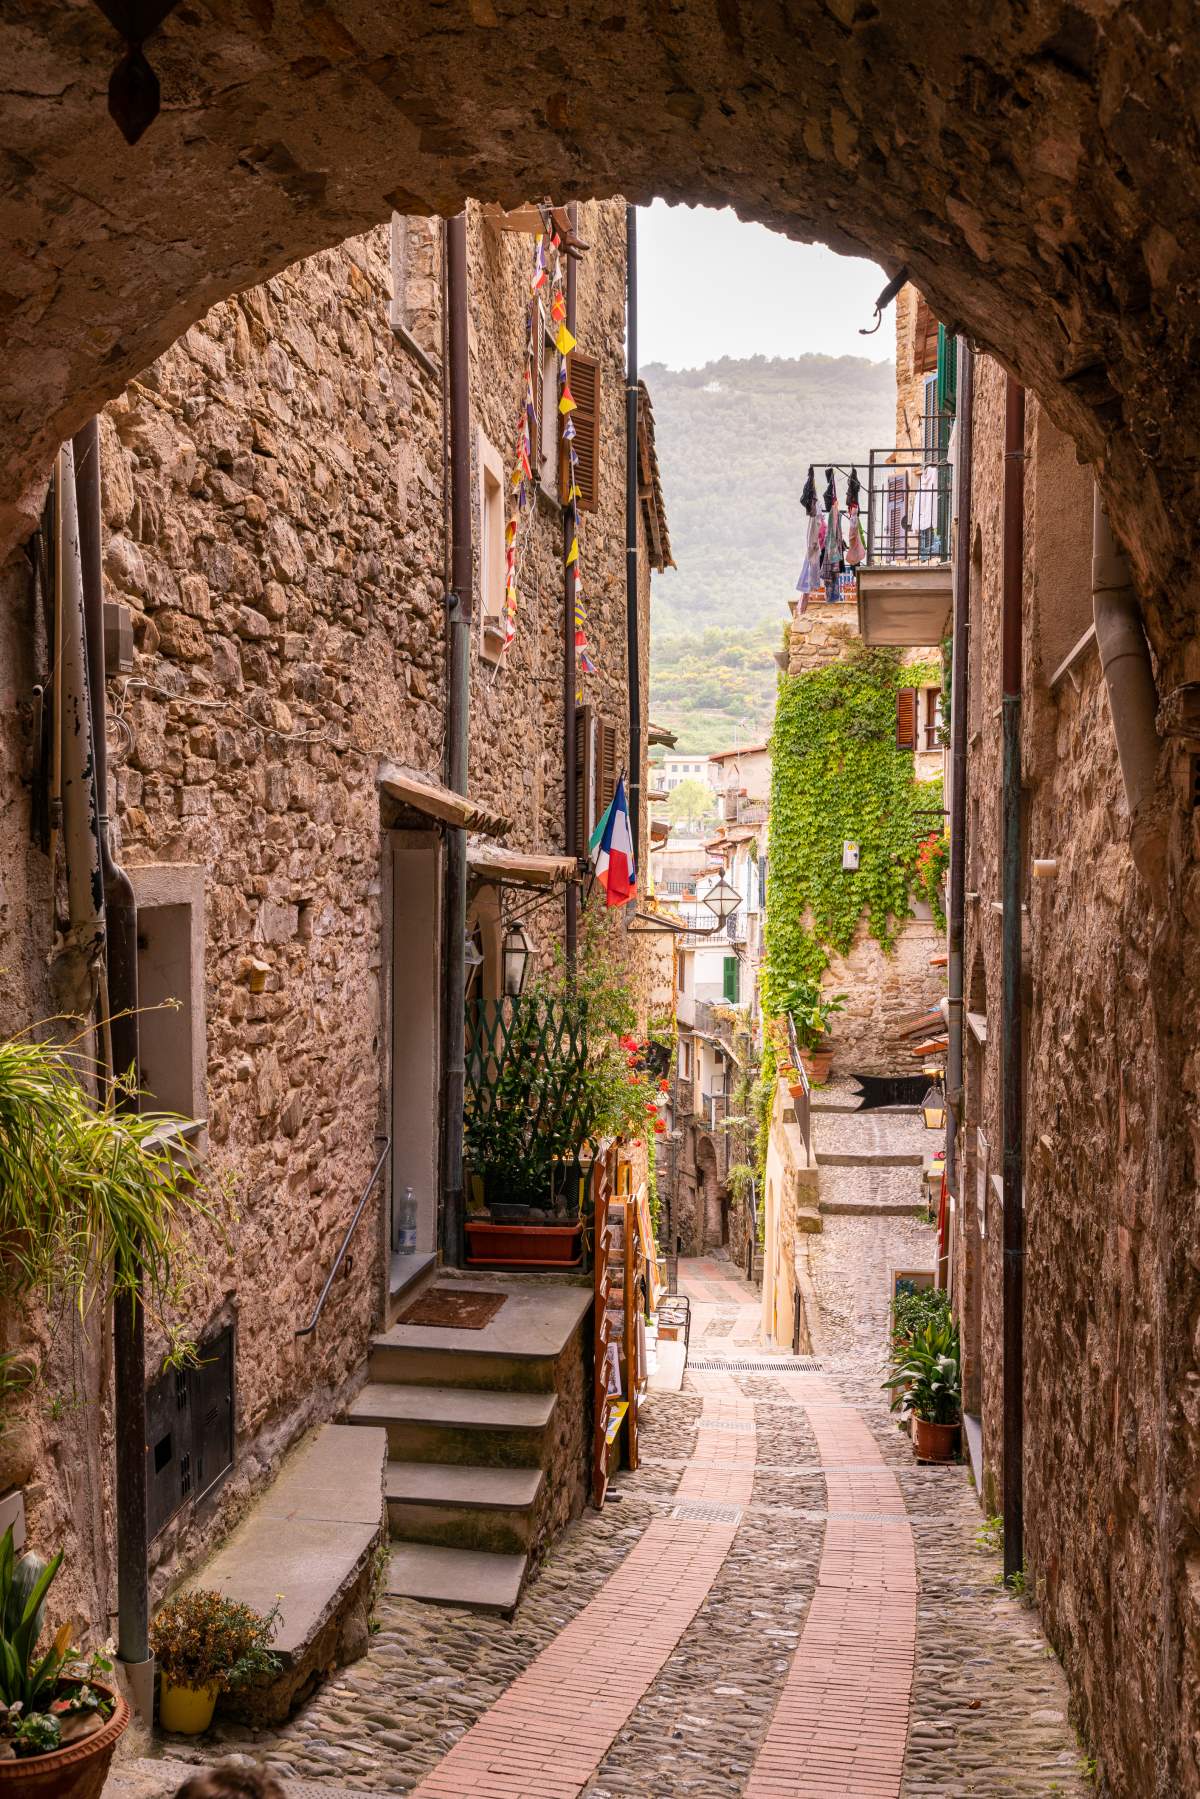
{"left": 464, "top": 1219, "right": 583, "bottom": 1268}
{"left": 159, "top": 1676, "right": 219, "bottom": 1735}
{"left": 0, "top": 1683, "right": 129, "bottom": 1799}
{"left": 912, "top": 1415, "right": 960, "bottom": 1461}
{"left": 799, "top": 1048, "right": 833, "bottom": 1084}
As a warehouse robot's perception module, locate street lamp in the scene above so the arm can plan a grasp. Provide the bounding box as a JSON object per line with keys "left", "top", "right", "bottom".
{"left": 920, "top": 1071, "right": 945, "bottom": 1131}
{"left": 701, "top": 875, "right": 741, "bottom": 929}
{"left": 502, "top": 921, "right": 535, "bottom": 997}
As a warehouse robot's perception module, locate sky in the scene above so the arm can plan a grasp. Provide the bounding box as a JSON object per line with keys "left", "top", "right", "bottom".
{"left": 638, "top": 199, "right": 891, "bottom": 371}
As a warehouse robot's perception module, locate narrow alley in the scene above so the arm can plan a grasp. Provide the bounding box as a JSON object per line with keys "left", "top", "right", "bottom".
{"left": 112, "top": 1106, "right": 1088, "bottom": 1799}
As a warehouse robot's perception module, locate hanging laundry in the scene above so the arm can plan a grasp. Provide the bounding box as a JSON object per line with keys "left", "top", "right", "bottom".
{"left": 796, "top": 511, "right": 822, "bottom": 595}
{"left": 909, "top": 462, "right": 941, "bottom": 535}
{"left": 820, "top": 467, "right": 844, "bottom": 599}
{"left": 846, "top": 465, "right": 862, "bottom": 511}
{"left": 800, "top": 464, "right": 818, "bottom": 516}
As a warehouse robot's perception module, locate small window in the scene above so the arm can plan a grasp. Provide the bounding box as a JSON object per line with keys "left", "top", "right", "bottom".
{"left": 129, "top": 865, "right": 206, "bottom": 1131}
{"left": 477, "top": 429, "right": 507, "bottom": 663}
{"left": 922, "top": 686, "right": 942, "bottom": 752}
{"left": 722, "top": 956, "right": 740, "bottom": 1003}
{"left": 679, "top": 1037, "right": 693, "bottom": 1080}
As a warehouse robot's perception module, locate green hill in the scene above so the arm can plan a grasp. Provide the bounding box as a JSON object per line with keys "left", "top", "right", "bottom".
{"left": 646, "top": 354, "right": 896, "bottom": 753}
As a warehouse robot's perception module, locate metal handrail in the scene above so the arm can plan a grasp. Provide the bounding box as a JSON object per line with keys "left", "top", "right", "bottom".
{"left": 295, "top": 1135, "right": 391, "bottom": 1337}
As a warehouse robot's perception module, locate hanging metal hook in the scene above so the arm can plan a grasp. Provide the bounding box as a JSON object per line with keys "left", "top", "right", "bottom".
{"left": 859, "top": 266, "right": 909, "bottom": 335}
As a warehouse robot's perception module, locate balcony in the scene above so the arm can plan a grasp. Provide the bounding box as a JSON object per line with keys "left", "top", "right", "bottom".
{"left": 857, "top": 423, "right": 954, "bottom": 648}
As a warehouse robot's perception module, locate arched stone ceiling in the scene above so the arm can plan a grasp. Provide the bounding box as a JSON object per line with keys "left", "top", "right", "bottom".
{"left": 2, "top": 2, "right": 1197, "bottom": 654}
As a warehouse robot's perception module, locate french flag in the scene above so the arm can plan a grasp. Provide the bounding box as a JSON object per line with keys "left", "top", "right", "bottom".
{"left": 589, "top": 775, "right": 637, "bottom": 907}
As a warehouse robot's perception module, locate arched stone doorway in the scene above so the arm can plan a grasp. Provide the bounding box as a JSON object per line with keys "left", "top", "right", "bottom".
{"left": 3, "top": 0, "right": 1200, "bottom": 646}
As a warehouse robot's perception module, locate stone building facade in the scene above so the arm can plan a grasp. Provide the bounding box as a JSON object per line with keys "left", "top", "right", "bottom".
{"left": 781, "top": 595, "right": 944, "bottom": 1076}
{"left": 0, "top": 199, "right": 666, "bottom": 1639}
{"left": 950, "top": 353, "right": 1200, "bottom": 1795}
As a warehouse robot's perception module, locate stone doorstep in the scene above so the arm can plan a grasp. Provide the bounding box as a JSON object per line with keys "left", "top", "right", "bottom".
{"left": 348, "top": 1381, "right": 556, "bottom": 1431}
{"left": 377, "top": 1278, "right": 593, "bottom": 1361}
{"left": 818, "top": 1199, "right": 928, "bottom": 1217}
{"left": 192, "top": 1422, "right": 387, "bottom": 1723}
{"left": 384, "top": 1541, "right": 528, "bottom": 1616}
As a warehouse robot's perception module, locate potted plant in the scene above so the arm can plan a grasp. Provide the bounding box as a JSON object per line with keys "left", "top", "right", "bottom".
{"left": 780, "top": 983, "right": 847, "bottom": 1084}
{"left": 0, "top": 1525, "right": 130, "bottom": 1799}
{"left": 884, "top": 1313, "right": 962, "bottom": 1461}
{"left": 150, "top": 1589, "right": 281, "bottom": 1735}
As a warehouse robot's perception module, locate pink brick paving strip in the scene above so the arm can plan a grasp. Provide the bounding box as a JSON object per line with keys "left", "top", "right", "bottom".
{"left": 745, "top": 1380, "right": 917, "bottom": 1799}
{"left": 410, "top": 1389, "right": 756, "bottom": 1799}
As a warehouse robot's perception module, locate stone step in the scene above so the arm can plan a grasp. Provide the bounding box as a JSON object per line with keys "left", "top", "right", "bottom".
{"left": 816, "top": 1150, "right": 926, "bottom": 1168}
{"left": 384, "top": 1541, "right": 527, "bottom": 1616}
{"left": 818, "top": 1198, "right": 929, "bottom": 1217}
{"left": 385, "top": 1459, "right": 544, "bottom": 1553}
{"left": 346, "top": 1381, "right": 556, "bottom": 1467}
{"left": 371, "top": 1278, "right": 591, "bottom": 1393}
{"left": 193, "top": 1422, "right": 386, "bottom": 1724}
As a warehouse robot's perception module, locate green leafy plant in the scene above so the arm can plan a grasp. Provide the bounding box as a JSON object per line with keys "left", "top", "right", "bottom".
{"left": 891, "top": 1285, "right": 951, "bottom": 1355}
{"left": 0, "top": 1524, "right": 121, "bottom": 1760}
{"left": 883, "top": 1314, "right": 962, "bottom": 1425}
{"left": 150, "top": 1590, "right": 281, "bottom": 1694}
{"left": 0, "top": 1033, "right": 215, "bottom": 1334}
{"left": 763, "top": 642, "right": 944, "bottom": 1017}
{"left": 976, "top": 1514, "right": 1004, "bottom": 1553}
{"left": 779, "top": 980, "right": 848, "bottom": 1051}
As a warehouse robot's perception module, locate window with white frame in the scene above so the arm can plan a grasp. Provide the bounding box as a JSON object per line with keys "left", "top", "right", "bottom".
{"left": 477, "top": 428, "right": 507, "bottom": 661}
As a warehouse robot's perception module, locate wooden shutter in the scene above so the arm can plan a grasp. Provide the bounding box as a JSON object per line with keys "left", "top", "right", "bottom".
{"left": 723, "top": 956, "right": 739, "bottom": 1003}
{"left": 896, "top": 688, "right": 917, "bottom": 750}
{"left": 574, "top": 704, "right": 594, "bottom": 857}
{"left": 561, "top": 350, "right": 600, "bottom": 512}
{"left": 597, "top": 717, "right": 618, "bottom": 818}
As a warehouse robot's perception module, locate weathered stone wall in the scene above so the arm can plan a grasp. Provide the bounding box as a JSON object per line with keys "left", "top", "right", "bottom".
{"left": 784, "top": 601, "right": 944, "bottom": 1076}
{"left": 761, "top": 1080, "right": 820, "bottom": 1349}
{"left": 0, "top": 199, "right": 647, "bottom": 1641}
{"left": 954, "top": 357, "right": 1200, "bottom": 1794}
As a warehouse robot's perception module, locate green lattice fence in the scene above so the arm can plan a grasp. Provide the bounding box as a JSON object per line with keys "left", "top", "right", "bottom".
{"left": 464, "top": 996, "right": 596, "bottom": 1213}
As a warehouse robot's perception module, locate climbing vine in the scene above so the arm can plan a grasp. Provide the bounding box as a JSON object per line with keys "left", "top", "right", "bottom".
{"left": 763, "top": 643, "right": 945, "bottom": 1015}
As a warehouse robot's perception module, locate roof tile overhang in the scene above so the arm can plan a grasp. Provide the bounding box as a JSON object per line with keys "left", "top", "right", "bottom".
{"left": 378, "top": 762, "right": 512, "bottom": 836}
{"left": 648, "top": 721, "right": 678, "bottom": 748}
{"left": 856, "top": 565, "right": 953, "bottom": 646}
{"left": 467, "top": 840, "right": 577, "bottom": 887}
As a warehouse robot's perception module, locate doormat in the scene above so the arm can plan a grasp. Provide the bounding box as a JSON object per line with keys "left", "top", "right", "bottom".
{"left": 400, "top": 1288, "right": 507, "bottom": 1330}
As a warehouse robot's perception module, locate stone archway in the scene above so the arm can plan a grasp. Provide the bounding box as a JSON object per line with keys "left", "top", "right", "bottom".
{"left": 3, "top": 0, "right": 1200, "bottom": 668}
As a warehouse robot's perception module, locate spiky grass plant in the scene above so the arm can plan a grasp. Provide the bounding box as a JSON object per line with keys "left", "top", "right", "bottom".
{"left": 0, "top": 1035, "right": 214, "bottom": 1335}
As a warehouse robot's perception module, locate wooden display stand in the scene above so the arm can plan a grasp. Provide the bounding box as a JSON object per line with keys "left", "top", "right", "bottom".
{"left": 591, "top": 1156, "right": 651, "bottom": 1506}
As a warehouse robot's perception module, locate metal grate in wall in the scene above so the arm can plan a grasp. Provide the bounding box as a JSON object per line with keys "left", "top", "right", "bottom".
{"left": 687, "top": 1357, "right": 824, "bottom": 1372}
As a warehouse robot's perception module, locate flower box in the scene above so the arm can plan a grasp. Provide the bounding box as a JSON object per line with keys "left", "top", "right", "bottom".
{"left": 464, "top": 1220, "right": 583, "bottom": 1268}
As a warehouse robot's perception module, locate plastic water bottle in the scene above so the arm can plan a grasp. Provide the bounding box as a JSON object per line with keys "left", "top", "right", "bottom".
{"left": 397, "top": 1185, "right": 417, "bottom": 1254}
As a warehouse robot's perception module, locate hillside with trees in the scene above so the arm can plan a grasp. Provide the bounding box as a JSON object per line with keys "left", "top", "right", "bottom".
{"left": 647, "top": 354, "right": 895, "bottom": 754}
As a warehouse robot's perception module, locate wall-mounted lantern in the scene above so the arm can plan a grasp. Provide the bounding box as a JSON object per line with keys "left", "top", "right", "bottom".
{"left": 921, "top": 1078, "right": 946, "bottom": 1131}
{"left": 502, "top": 922, "right": 535, "bottom": 998}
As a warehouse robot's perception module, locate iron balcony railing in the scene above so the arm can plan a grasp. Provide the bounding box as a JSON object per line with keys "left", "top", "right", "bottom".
{"left": 865, "top": 413, "right": 954, "bottom": 568}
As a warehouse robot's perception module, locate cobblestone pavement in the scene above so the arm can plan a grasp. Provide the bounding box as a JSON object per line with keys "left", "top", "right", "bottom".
{"left": 125, "top": 1121, "right": 1091, "bottom": 1798}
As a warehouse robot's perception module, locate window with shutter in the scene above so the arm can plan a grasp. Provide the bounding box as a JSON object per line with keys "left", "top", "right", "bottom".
{"left": 574, "top": 704, "right": 595, "bottom": 857}
{"left": 597, "top": 718, "right": 618, "bottom": 819}
{"left": 723, "top": 956, "right": 739, "bottom": 1003}
{"left": 896, "top": 688, "right": 918, "bottom": 751}
{"left": 561, "top": 350, "right": 600, "bottom": 512}
{"left": 936, "top": 325, "right": 957, "bottom": 419}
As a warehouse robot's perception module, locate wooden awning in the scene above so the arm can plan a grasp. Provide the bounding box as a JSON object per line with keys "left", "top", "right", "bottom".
{"left": 378, "top": 763, "right": 511, "bottom": 837}
{"left": 467, "top": 841, "right": 576, "bottom": 888}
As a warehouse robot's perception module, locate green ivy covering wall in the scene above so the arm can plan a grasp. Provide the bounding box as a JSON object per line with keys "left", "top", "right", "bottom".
{"left": 763, "top": 643, "right": 945, "bottom": 1015}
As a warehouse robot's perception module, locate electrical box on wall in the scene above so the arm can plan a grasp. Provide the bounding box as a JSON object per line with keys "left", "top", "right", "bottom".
{"left": 842, "top": 840, "right": 860, "bottom": 871}
{"left": 145, "top": 1322, "right": 235, "bottom": 1537}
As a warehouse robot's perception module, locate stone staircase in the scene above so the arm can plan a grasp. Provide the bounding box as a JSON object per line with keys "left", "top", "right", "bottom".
{"left": 345, "top": 1275, "right": 591, "bottom": 1617}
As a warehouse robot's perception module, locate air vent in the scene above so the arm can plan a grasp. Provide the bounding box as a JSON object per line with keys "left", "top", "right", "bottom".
{"left": 669, "top": 1501, "right": 744, "bottom": 1525}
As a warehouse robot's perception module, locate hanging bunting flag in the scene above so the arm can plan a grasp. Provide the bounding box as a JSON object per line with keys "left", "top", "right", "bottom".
{"left": 566, "top": 535, "right": 579, "bottom": 566}
{"left": 559, "top": 383, "right": 577, "bottom": 415}
{"left": 555, "top": 322, "right": 576, "bottom": 355}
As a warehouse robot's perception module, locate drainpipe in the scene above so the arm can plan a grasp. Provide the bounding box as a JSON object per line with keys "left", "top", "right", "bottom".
{"left": 624, "top": 202, "right": 642, "bottom": 863}
{"left": 53, "top": 440, "right": 106, "bottom": 1013}
{"left": 441, "top": 210, "right": 471, "bottom": 1270}
{"left": 1092, "top": 489, "right": 1166, "bottom": 900}
{"left": 1000, "top": 375, "right": 1025, "bottom": 1585}
{"left": 72, "top": 419, "right": 152, "bottom": 1718}
{"left": 563, "top": 204, "right": 579, "bottom": 969}
{"left": 944, "top": 341, "right": 974, "bottom": 1199}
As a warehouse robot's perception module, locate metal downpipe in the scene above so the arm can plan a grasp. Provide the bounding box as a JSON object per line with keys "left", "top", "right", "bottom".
{"left": 945, "top": 341, "right": 974, "bottom": 1203}
{"left": 624, "top": 203, "right": 642, "bottom": 862}
{"left": 1000, "top": 376, "right": 1025, "bottom": 1585}
{"left": 1091, "top": 488, "right": 1166, "bottom": 900}
{"left": 563, "top": 205, "right": 579, "bottom": 970}
{"left": 52, "top": 439, "right": 105, "bottom": 1015}
{"left": 72, "top": 419, "right": 151, "bottom": 1714}
{"left": 441, "top": 211, "right": 471, "bottom": 1270}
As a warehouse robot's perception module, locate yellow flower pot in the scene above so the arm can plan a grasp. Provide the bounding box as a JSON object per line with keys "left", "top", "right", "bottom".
{"left": 159, "top": 1676, "right": 219, "bottom": 1735}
